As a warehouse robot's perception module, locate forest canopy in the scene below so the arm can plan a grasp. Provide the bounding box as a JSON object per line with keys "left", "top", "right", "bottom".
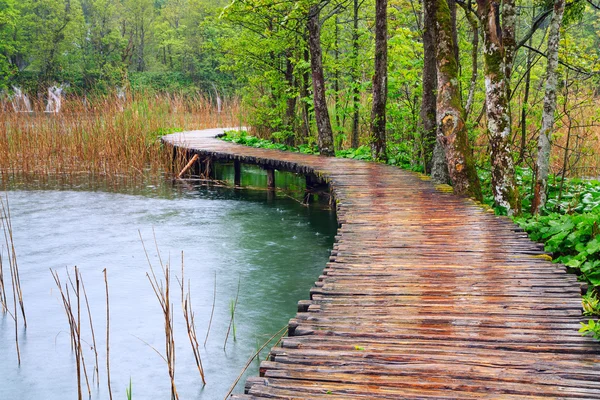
{"left": 1, "top": 0, "right": 600, "bottom": 210}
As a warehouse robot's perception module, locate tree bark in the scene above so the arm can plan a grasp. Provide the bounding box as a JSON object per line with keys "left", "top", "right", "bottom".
{"left": 477, "top": 0, "right": 520, "bottom": 215}
{"left": 431, "top": 0, "right": 482, "bottom": 199}
{"left": 307, "top": 5, "right": 335, "bottom": 156}
{"left": 371, "top": 0, "right": 388, "bottom": 161}
{"left": 421, "top": 0, "right": 438, "bottom": 174}
{"left": 284, "top": 52, "right": 297, "bottom": 144}
{"left": 351, "top": 0, "right": 360, "bottom": 148}
{"left": 300, "top": 46, "right": 311, "bottom": 140}
{"left": 532, "top": 0, "right": 566, "bottom": 214}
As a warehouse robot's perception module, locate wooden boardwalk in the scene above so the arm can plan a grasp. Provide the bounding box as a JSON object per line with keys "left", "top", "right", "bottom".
{"left": 163, "top": 128, "right": 600, "bottom": 399}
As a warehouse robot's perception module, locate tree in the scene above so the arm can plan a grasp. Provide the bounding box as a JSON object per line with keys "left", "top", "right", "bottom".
{"left": 307, "top": 3, "right": 335, "bottom": 156}
{"left": 420, "top": 0, "right": 437, "bottom": 174}
{"left": 430, "top": 0, "right": 482, "bottom": 199}
{"left": 476, "top": 0, "right": 520, "bottom": 215}
{"left": 350, "top": 0, "right": 361, "bottom": 148}
{"left": 532, "top": 0, "right": 566, "bottom": 214}
{"left": 0, "top": 0, "right": 18, "bottom": 89}
{"left": 371, "top": 0, "right": 387, "bottom": 161}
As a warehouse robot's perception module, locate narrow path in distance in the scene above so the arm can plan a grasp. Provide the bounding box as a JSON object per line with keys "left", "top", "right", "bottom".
{"left": 163, "top": 128, "right": 600, "bottom": 399}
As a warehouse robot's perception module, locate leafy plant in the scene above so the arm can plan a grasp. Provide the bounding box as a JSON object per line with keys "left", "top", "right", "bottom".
{"left": 580, "top": 320, "right": 600, "bottom": 340}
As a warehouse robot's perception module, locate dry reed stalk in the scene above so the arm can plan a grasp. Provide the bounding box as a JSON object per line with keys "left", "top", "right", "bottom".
{"left": 80, "top": 272, "right": 100, "bottom": 385}
{"left": 204, "top": 271, "right": 216, "bottom": 347}
{"left": 0, "top": 248, "right": 10, "bottom": 315}
{"left": 140, "top": 231, "right": 179, "bottom": 400}
{"left": 224, "top": 275, "right": 241, "bottom": 350}
{"left": 103, "top": 268, "right": 113, "bottom": 400}
{"left": 0, "top": 196, "right": 25, "bottom": 365}
{"left": 0, "top": 197, "right": 26, "bottom": 326}
{"left": 223, "top": 325, "right": 288, "bottom": 399}
{"left": 178, "top": 252, "right": 206, "bottom": 385}
{"left": 51, "top": 267, "right": 93, "bottom": 399}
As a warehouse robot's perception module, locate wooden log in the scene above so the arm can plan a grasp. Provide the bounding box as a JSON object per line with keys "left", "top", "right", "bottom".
{"left": 176, "top": 154, "right": 199, "bottom": 178}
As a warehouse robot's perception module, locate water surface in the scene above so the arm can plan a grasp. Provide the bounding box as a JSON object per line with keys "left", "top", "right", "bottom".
{"left": 0, "top": 181, "right": 336, "bottom": 399}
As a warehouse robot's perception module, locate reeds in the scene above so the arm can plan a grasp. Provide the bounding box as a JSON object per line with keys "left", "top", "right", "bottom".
{"left": 178, "top": 251, "right": 206, "bottom": 385}
{"left": 0, "top": 92, "right": 243, "bottom": 188}
{"left": 103, "top": 268, "right": 113, "bottom": 400}
{"left": 204, "top": 271, "right": 217, "bottom": 347}
{"left": 0, "top": 196, "right": 26, "bottom": 364}
{"left": 50, "top": 266, "right": 94, "bottom": 400}
{"left": 223, "top": 325, "right": 288, "bottom": 399}
{"left": 140, "top": 231, "right": 179, "bottom": 400}
{"left": 224, "top": 275, "right": 240, "bottom": 350}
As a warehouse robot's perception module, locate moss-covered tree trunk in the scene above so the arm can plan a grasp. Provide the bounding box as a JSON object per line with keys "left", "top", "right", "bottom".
{"left": 477, "top": 0, "right": 520, "bottom": 215}
{"left": 421, "top": 0, "right": 438, "bottom": 174}
{"left": 532, "top": 0, "right": 566, "bottom": 214}
{"left": 371, "top": 0, "right": 388, "bottom": 161}
{"left": 351, "top": 0, "right": 360, "bottom": 148}
{"left": 307, "top": 4, "right": 335, "bottom": 156}
{"left": 430, "top": 0, "right": 482, "bottom": 200}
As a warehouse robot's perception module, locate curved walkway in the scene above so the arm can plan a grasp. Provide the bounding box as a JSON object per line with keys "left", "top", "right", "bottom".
{"left": 163, "top": 129, "right": 600, "bottom": 399}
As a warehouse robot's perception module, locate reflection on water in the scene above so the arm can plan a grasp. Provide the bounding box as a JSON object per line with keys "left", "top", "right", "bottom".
{"left": 0, "top": 180, "right": 336, "bottom": 399}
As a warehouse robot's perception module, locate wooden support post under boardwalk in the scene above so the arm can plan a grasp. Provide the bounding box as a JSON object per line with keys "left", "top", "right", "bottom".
{"left": 234, "top": 160, "right": 241, "bottom": 187}
{"left": 266, "top": 168, "right": 275, "bottom": 190}
{"left": 203, "top": 157, "right": 213, "bottom": 179}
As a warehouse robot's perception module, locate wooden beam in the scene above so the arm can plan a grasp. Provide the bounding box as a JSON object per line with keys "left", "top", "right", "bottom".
{"left": 234, "top": 160, "right": 241, "bottom": 187}
{"left": 266, "top": 168, "right": 275, "bottom": 190}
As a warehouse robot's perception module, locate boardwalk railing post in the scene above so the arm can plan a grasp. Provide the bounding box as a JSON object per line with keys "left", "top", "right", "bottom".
{"left": 234, "top": 160, "right": 241, "bottom": 187}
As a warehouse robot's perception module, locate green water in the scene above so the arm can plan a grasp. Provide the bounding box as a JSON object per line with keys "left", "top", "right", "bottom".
{"left": 0, "top": 175, "right": 336, "bottom": 399}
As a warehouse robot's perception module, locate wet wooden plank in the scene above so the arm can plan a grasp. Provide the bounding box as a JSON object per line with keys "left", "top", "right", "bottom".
{"left": 162, "top": 129, "right": 600, "bottom": 399}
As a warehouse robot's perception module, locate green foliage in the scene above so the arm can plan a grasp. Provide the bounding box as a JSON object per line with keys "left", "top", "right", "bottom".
{"left": 516, "top": 210, "right": 600, "bottom": 284}
{"left": 221, "top": 131, "right": 319, "bottom": 155}
{"left": 582, "top": 289, "right": 600, "bottom": 316}
{"left": 147, "top": 127, "right": 182, "bottom": 145}
{"left": 579, "top": 319, "right": 600, "bottom": 340}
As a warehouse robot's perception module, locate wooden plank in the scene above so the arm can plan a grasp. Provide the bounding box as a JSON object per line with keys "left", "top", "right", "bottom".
{"left": 162, "top": 129, "right": 600, "bottom": 399}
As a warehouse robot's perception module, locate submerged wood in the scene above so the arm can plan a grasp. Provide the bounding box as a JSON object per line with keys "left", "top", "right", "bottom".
{"left": 163, "top": 128, "right": 600, "bottom": 399}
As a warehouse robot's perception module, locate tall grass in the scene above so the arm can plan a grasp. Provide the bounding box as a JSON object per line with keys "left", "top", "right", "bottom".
{"left": 0, "top": 196, "right": 26, "bottom": 365}
{"left": 0, "top": 92, "right": 243, "bottom": 188}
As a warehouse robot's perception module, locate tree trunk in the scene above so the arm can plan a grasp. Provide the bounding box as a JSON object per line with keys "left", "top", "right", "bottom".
{"left": 421, "top": 0, "right": 438, "bottom": 174}
{"left": 502, "top": 0, "right": 517, "bottom": 97}
{"left": 371, "top": 0, "right": 388, "bottom": 161}
{"left": 532, "top": 0, "right": 566, "bottom": 214}
{"left": 284, "top": 52, "right": 297, "bottom": 144}
{"left": 477, "top": 0, "right": 520, "bottom": 215}
{"left": 307, "top": 5, "right": 335, "bottom": 156}
{"left": 351, "top": 0, "right": 360, "bottom": 148}
{"left": 300, "top": 46, "right": 311, "bottom": 140}
{"left": 461, "top": 4, "right": 478, "bottom": 118}
{"left": 431, "top": 0, "right": 482, "bottom": 199}
{"left": 518, "top": 27, "right": 534, "bottom": 164}
{"left": 334, "top": 16, "right": 341, "bottom": 138}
